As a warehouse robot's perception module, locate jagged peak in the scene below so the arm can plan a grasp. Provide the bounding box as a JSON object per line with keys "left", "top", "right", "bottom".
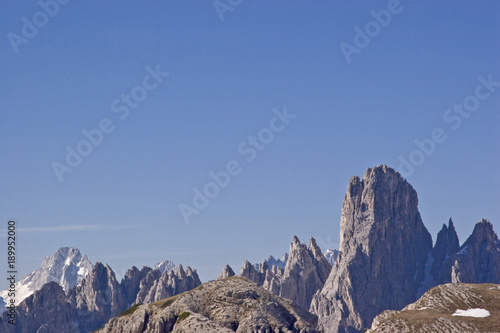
{"left": 242, "top": 260, "right": 252, "bottom": 267}
{"left": 476, "top": 218, "right": 492, "bottom": 226}
{"left": 217, "top": 264, "right": 235, "bottom": 280}
{"left": 364, "top": 164, "right": 398, "bottom": 179}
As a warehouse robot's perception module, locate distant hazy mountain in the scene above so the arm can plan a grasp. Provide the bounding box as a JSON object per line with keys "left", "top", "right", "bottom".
{"left": 153, "top": 260, "right": 176, "bottom": 274}
{"left": 254, "top": 253, "right": 288, "bottom": 271}
{"left": 0, "top": 247, "right": 91, "bottom": 312}
{"left": 324, "top": 249, "right": 339, "bottom": 266}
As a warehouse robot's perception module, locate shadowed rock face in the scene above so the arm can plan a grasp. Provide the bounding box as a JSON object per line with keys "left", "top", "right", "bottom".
{"left": 96, "top": 277, "right": 320, "bottom": 333}
{"left": 121, "top": 266, "right": 153, "bottom": 305}
{"left": 366, "top": 283, "right": 500, "bottom": 333}
{"left": 0, "top": 282, "right": 79, "bottom": 333}
{"left": 449, "top": 219, "right": 500, "bottom": 284}
{"left": 67, "top": 262, "right": 129, "bottom": 332}
{"left": 431, "top": 218, "right": 460, "bottom": 284}
{"left": 311, "top": 165, "right": 433, "bottom": 333}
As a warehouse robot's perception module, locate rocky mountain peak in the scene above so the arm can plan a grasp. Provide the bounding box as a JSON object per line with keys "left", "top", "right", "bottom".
{"left": 66, "top": 262, "right": 128, "bottom": 332}
{"left": 154, "top": 260, "right": 176, "bottom": 274}
{"left": 279, "top": 236, "right": 332, "bottom": 309}
{"left": 449, "top": 218, "right": 500, "bottom": 284}
{"left": 311, "top": 165, "right": 433, "bottom": 333}
{"left": 217, "top": 264, "right": 236, "bottom": 280}
{"left": 121, "top": 266, "right": 152, "bottom": 305}
{"left": 431, "top": 218, "right": 460, "bottom": 284}
{"left": 0, "top": 246, "right": 92, "bottom": 312}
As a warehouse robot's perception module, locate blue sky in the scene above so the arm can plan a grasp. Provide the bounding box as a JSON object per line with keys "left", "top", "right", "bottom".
{"left": 0, "top": 0, "right": 499, "bottom": 288}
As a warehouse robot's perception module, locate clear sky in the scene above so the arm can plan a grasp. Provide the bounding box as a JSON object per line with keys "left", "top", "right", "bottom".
{"left": 0, "top": 0, "right": 499, "bottom": 289}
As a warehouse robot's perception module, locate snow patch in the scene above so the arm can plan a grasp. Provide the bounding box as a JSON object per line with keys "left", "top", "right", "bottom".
{"left": 452, "top": 308, "right": 490, "bottom": 318}
{"left": 417, "top": 307, "right": 430, "bottom": 310}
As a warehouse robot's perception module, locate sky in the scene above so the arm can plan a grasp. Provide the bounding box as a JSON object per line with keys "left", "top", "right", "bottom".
{"left": 0, "top": 0, "right": 499, "bottom": 289}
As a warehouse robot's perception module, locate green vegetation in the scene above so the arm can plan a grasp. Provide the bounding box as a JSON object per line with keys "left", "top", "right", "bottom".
{"left": 118, "top": 303, "right": 143, "bottom": 317}
{"left": 178, "top": 311, "right": 191, "bottom": 322}
{"left": 151, "top": 295, "right": 177, "bottom": 308}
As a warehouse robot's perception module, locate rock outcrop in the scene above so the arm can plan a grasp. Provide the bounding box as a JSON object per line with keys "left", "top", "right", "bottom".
{"left": 366, "top": 283, "right": 500, "bottom": 333}
{"left": 0, "top": 259, "right": 203, "bottom": 332}
{"left": 239, "top": 236, "right": 332, "bottom": 310}
{"left": 310, "top": 165, "right": 433, "bottom": 333}
{"left": 0, "top": 247, "right": 92, "bottom": 311}
{"left": 449, "top": 219, "right": 500, "bottom": 283}
{"left": 121, "top": 266, "right": 152, "bottom": 305}
{"left": 0, "top": 282, "right": 79, "bottom": 333}
{"left": 67, "top": 262, "right": 128, "bottom": 332}
{"left": 217, "top": 264, "right": 236, "bottom": 280}
{"left": 96, "top": 276, "right": 319, "bottom": 333}
{"left": 280, "top": 237, "right": 332, "bottom": 309}
{"left": 135, "top": 264, "right": 202, "bottom": 304}
{"left": 431, "top": 218, "right": 460, "bottom": 284}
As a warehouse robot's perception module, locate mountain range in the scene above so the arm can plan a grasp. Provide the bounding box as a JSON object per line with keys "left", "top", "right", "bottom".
{"left": 1, "top": 165, "right": 499, "bottom": 332}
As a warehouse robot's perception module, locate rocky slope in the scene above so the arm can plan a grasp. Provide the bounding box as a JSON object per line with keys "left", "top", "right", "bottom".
{"left": 96, "top": 276, "right": 319, "bottom": 333}
{"left": 310, "top": 165, "right": 433, "bottom": 333}
{"left": 0, "top": 247, "right": 92, "bottom": 311}
{"left": 366, "top": 283, "right": 500, "bottom": 333}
